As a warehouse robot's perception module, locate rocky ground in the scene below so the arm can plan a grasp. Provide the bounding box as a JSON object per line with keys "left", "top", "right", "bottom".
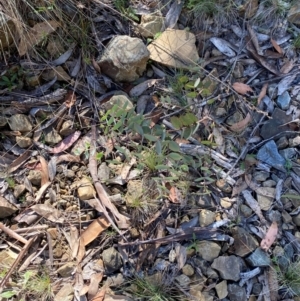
{"left": 1, "top": 0, "right": 300, "bottom": 300}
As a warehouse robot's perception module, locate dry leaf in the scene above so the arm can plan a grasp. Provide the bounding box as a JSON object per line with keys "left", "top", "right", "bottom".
{"left": 51, "top": 131, "right": 81, "bottom": 153}
{"left": 64, "top": 90, "right": 76, "bottom": 108}
{"left": 232, "top": 82, "right": 253, "bottom": 95}
{"left": 230, "top": 113, "right": 252, "bottom": 132}
{"left": 88, "top": 273, "right": 104, "bottom": 300}
{"left": 257, "top": 83, "right": 268, "bottom": 105}
{"left": 129, "top": 79, "right": 161, "bottom": 97}
{"left": 247, "top": 24, "right": 263, "bottom": 55}
{"left": 80, "top": 216, "right": 110, "bottom": 246}
{"left": 166, "top": 184, "right": 181, "bottom": 204}
{"left": 39, "top": 156, "right": 49, "bottom": 186}
{"left": 31, "top": 203, "right": 64, "bottom": 223}
{"left": 280, "top": 59, "right": 295, "bottom": 74}
{"left": 260, "top": 222, "right": 278, "bottom": 251}
{"left": 271, "top": 38, "right": 283, "bottom": 54}
{"left": 91, "top": 287, "right": 106, "bottom": 301}
{"left": 18, "top": 20, "right": 59, "bottom": 56}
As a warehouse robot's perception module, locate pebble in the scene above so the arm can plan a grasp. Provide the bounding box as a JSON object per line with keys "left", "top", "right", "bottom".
{"left": 77, "top": 178, "right": 96, "bottom": 201}
{"left": 102, "top": 247, "right": 123, "bottom": 274}
{"left": 253, "top": 171, "right": 269, "bottom": 182}
{"left": 197, "top": 241, "right": 221, "bottom": 261}
{"left": 240, "top": 204, "right": 253, "bottom": 217}
{"left": 9, "top": 114, "right": 33, "bottom": 132}
{"left": 276, "top": 136, "right": 289, "bottom": 149}
{"left": 277, "top": 91, "right": 291, "bottom": 110}
{"left": 182, "top": 264, "right": 194, "bottom": 276}
{"left": 262, "top": 180, "right": 276, "bottom": 187}
{"left": 228, "top": 283, "right": 246, "bottom": 301}
{"left": 211, "top": 256, "right": 241, "bottom": 281}
{"left": 246, "top": 248, "right": 271, "bottom": 267}
{"left": 215, "top": 280, "right": 228, "bottom": 299}
{"left": 16, "top": 136, "right": 32, "bottom": 148}
{"left": 199, "top": 209, "right": 216, "bottom": 227}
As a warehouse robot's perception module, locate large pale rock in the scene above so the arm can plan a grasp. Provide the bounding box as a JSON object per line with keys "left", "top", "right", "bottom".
{"left": 98, "top": 36, "right": 150, "bottom": 82}
{"left": 9, "top": 114, "right": 33, "bottom": 132}
{"left": 77, "top": 178, "right": 96, "bottom": 201}
{"left": 147, "top": 29, "right": 199, "bottom": 69}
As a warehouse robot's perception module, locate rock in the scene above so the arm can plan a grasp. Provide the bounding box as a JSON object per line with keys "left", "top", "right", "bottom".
{"left": 138, "top": 14, "right": 164, "bottom": 38}
{"left": 206, "top": 267, "right": 218, "bottom": 279}
{"left": 28, "top": 170, "right": 42, "bottom": 186}
{"left": 282, "top": 210, "right": 292, "bottom": 224}
{"left": 212, "top": 256, "right": 241, "bottom": 281}
{"left": 98, "top": 35, "right": 150, "bottom": 82}
{"left": 105, "top": 273, "right": 125, "bottom": 287}
{"left": 42, "top": 66, "right": 71, "bottom": 82}
{"left": 253, "top": 171, "right": 269, "bottom": 182}
{"left": 77, "top": 178, "right": 96, "bottom": 201}
{"left": 256, "top": 187, "right": 275, "bottom": 211}
{"left": 231, "top": 227, "right": 259, "bottom": 257}
{"left": 182, "top": 264, "right": 194, "bottom": 276}
{"left": 16, "top": 136, "right": 32, "bottom": 148}
{"left": 276, "top": 136, "right": 289, "bottom": 149}
{"left": 293, "top": 214, "right": 300, "bottom": 226}
{"left": 226, "top": 111, "right": 243, "bottom": 126}
{"left": 288, "top": 2, "right": 300, "bottom": 24}
{"left": 98, "top": 163, "right": 110, "bottom": 183}
{"left": 246, "top": 248, "right": 271, "bottom": 267}
{"left": 147, "top": 29, "right": 199, "bottom": 69}
{"left": 125, "top": 180, "right": 143, "bottom": 205}
{"left": 13, "top": 184, "right": 26, "bottom": 198}
{"left": 0, "top": 116, "right": 7, "bottom": 127}
{"left": 215, "top": 280, "right": 228, "bottom": 299}
{"left": 102, "top": 247, "right": 122, "bottom": 274}
{"left": 197, "top": 241, "right": 221, "bottom": 261}
{"left": 54, "top": 283, "right": 74, "bottom": 301}
{"left": 279, "top": 147, "right": 297, "bottom": 159}
{"left": 216, "top": 107, "right": 227, "bottom": 117}
{"left": 227, "top": 283, "right": 246, "bottom": 301}
{"left": 0, "top": 14, "right": 15, "bottom": 48}
{"left": 26, "top": 75, "right": 40, "bottom": 87}
{"left": 220, "top": 198, "right": 232, "bottom": 209}
{"left": 59, "top": 120, "right": 75, "bottom": 137}
{"left": 260, "top": 108, "right": 292, "bottom": 139}
{"left": 240, "top": 204, "right": 253, "bottom": 217}
{"left": 233, "top": 62, "right": 244, "bottom": 78}
{"left": 284, "top": 189, "right": 300, "bottom": 207}
{"left": 64, "top": 169, "right": 75, "bottom": 178}
{"left": 44, "top": 127, "right": 62, "bottom": 145}
{"left": 9, "top": 114, "right": 33, "bottom": 132}
{"left": 0, "top": 195, "right": 18, "bottom": 218}
{"left": 263, "top": 179, "right": 276, "bottom": 187}
{"left": 102, "top": 94, "right": 133, "bottom": 112}
{"left": 289, "top": 136, "right": 300, "bottom": 147}
{"left": 256, "top": 140, "right": 285, "bottom": 171}
{"left": 216, "top": 178, "right": 232, "bottom": 193}
{"left": 251, "top": 282, "right": 262, "bottom": 295}
{"left": 175, "top": 274, "right": 190, "bottom": 289}
{"left": 277, "top": 91, "right": 291, "bottom": 110}
{"left": 199, "top": 209, "right": 216, "bottom": 227}
{"left": 56, "top": 262, "right": 76, "bottom": 277}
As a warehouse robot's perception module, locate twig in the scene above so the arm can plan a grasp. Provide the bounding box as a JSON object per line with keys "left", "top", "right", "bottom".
{"left": 0, "top": 236, "right": 36, "bottom": 290}
{"left": 0, "top": 223, "right": 28, "bottom": 245}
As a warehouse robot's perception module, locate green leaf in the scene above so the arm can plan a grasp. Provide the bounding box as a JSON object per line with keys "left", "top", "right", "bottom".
{"left": 144, "top": 134, "right": 157, "bottom": 142}
{"left": 112, "top": 120, "right": 123, "bottom": 131}
{"left": 155, "top": 140, "right": 162, "bottom": 155}
{"left": 207, "top": 98, "right": 215, "bottom": 105}
{"left": 168, "top": 141, "right": 180, "bottom": 152}
{"left": 194, "top": 77, "right": 201, "bottom": 88}
{"left": 186, "top": 91, "right": 197, "bottom": 98}
{"left": 185, "top": 81, "right": 195, "bottom": 89}
{"left": 182, "top": 127, "right": 193, "bottom": 139}
{"left": 134, "top": 123, "right": 144, "bottom": 135}
{"left": 0, "top": 291, "right": 16, "bottom": 298}
{"left": 168, "top": 152, "right": 183, "bottom": 161}
{"left": 185, "top": 112, "right": 198, "bottom": 124}
{"left": 170, "top": 116, "right": 182, "bottom": 129}
{"left": 155, "top": 165, "right": 170, "bottom": 170}
{"left": 178, "top": 75, "right": 189, "bottom": 83}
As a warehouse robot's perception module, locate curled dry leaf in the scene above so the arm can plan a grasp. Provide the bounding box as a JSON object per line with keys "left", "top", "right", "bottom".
{"left": 260, "top": 221, "right": 278, "bottom": 251}
{"left": 232, "top": 82, "right": 254, "bottom": 95}
{"left": 271, "top": 38, "right": 283, "bottom": 54}
{"left": 165, "top": 183, "right": 182, "bottom": 204}
{"left": 280, "top": 59, "right": 295, "bottom": 74}
{"left": 257, "top": 83, "right": 268, "bottom": 105}
{"left": 50, "top": 131, "right": 81, "bottom": 153}
{"left": 230, "top": 112, "right": 252, "bottom": 132}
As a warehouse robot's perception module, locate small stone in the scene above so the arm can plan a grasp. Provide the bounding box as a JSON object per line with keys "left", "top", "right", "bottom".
{"left": 215, "top": 280, "right": 228, "bottom": 299}
{"left": 16, "top": 136, "right": 32, "bottom": 148}
{"left": 226, "top": 111, "right": 243, "bottom": 126}
{"left": 215, "top": 107, "right": 227, "bottom": 117}
{"left": 129, "top": 227, "right": 139, "bottom": 239}
{"left": 0, "top": 116, "right": 7, "bottom": 127}
{"left": 282, "top": 210, "right": 292, "bottom": 224}
{"left": 276, "top": 136, "right": 289, "bottom": 149}
{"left": 220, "top": 197, "right": 232, "bottom": 209}
{"left": 216, "top": 179, "right": 232, "bottom": 193}
{"left": 206, "top": 267, "right": 218, "bottom": 279}
{"left": 125, "top": 180, "right": 143, "bottom": 205}
{"left": 253, "top": 171, "right": 269, "bottom": 182}
{"left": 182, "top": 264, "right": 194, "bottom": 276}
{"left": 59, "top": 120, "right": 75, "bottom": 137}
{"left": 56, "top": 262, "right": 76, "bottom": 277}
{"left": 231, "top": 227, "right": 259, "bottom": 257}
{"left": 13, "top": 184, "right": 26, "bottom": 198}
{"left": 42, "top": 66, "right": 71, "bottom": 82}
{"left": 277, "top": 91, "right": 291, "bottom": 110}
{"left": 289, "top": 136, "right": 300, "bottom": 147}
{"left": 0, "top": 195, "right": 18, "bottom": 218}
{"left": 102, "top": 94, "right": 133, "bottom": 111}
{"left": 175, "top": 274, "right": 190, "bottom": 289}
{"left": 279, "top": 147, "right": 297, "bottom": 159}
{"left": 263, "top": 180, "right": 276, "bottom": 187}
{"left": 293, "top": 214, "right": 300, "bottom": 226}
{"left": 233, "top": 62, "right": 244, "bottom": 78}
{"left": 246, "top": 248, "right": 271, "bottom": 267}
{"left": 138, "top": 14, "right": 164, "bottom": 38}
{"left": 240, "top": 204, "right": 253, "bottom": 217}
{"left": 256, "top": 140, "right": 285, "bottom": 171}
{"left": 64, "top": 170, "right": 75, "bottom": 178}
{"left": 252, "top": 282, "right": 262, "bottom": 295}
{"left": 44, "top": 127, "right": 62, "bottom": 145}
{"left": 257, "top": 194, "right": 273, "bottom": 211}
{"left": 98, "top": 35, "right": 150, "bottom": 82}
{"left": 98, "top": 163, "right": 110, "bottom": 183}
{"left": 199, "top": 209, "right": 216, "bottom": 227}
{"left": 227, "top": 283, "right": 246, "bottom": 301}
{"left": 197, "top": 241, "right": 221, "bottom": 261}
{"left": 212, "top": 256, "right": 241, "bottom": 281}
{"left": 102, "top": 247, "right": 122, "bottom": 274}
{"left": 28, "top": 170, "right": 42, "bottom": 186}
{"left": 77, "top": 178, "right": 96, "bottom": 201}
{"left": 9, "top": 114, "right": 33, "bottom": 132}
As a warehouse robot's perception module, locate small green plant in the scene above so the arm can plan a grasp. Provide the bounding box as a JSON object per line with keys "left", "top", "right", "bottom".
{"left": 5, "top": 177, "right": 15, "bottom": 189}
{"left": 293, "top": 35, "right": 300, "bottom": 49}
{"left": 187, "top": 233, "right": 200, "bottom": 253}
{"left": 273, "top": 256, "right": 300, "bottom": 296}
{"left": 114, "top": 0, "right": 139, "bottom": 21}
{"left": 285, "top": 159, "right": 293, "bottom": 174}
